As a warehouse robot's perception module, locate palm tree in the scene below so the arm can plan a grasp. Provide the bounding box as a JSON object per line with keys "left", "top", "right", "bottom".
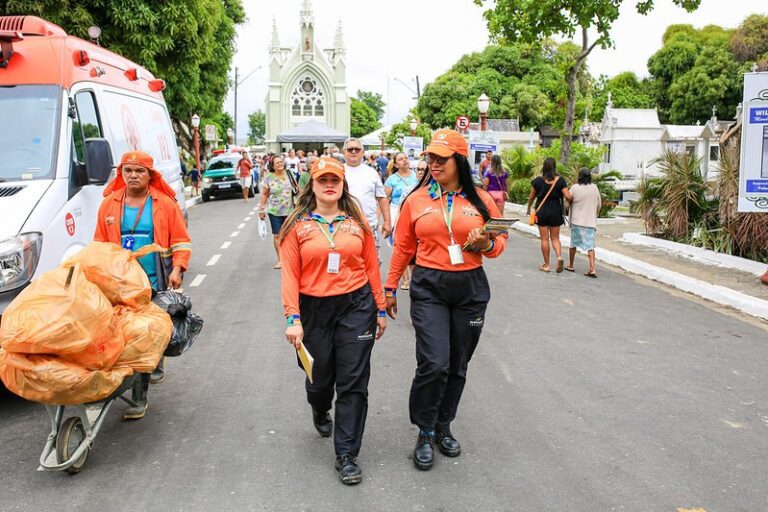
{"left": 652, "top": 150, "right": 707, "bottom": 240}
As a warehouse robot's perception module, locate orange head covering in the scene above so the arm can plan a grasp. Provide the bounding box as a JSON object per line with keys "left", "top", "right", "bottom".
{"left": 104, "top": 150, "right": 177, "bottom": 199}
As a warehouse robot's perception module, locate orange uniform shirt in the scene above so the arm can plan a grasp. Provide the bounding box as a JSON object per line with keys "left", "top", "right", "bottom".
{"left": 385, "top": 182, "right": 507, "bottom": 289}
{"left": 281, "top": 216, "right": 386, "bottom": 317}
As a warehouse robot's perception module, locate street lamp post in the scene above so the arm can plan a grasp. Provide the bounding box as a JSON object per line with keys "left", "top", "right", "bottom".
{"left": 191, "top": 114, "right": 201, "bottom": 171}
{"left": 477, "top": 93, "right": 490, "bottom": 131}
{"left": 380, "top": 132, "right": 385, "bottom": 152}
{"left": 233, "top": 65, "right": 263, "bottom": 143}
{"left": 409, "top": 118, "right": 418, "bottom": 136}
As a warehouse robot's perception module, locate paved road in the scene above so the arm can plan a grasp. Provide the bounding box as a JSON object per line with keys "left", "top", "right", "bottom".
{"left": 2, "top": 196, "right": 767, "bottom": 512}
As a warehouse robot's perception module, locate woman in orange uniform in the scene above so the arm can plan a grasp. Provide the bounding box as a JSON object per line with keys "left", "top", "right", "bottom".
{"left": 280, "top": 157, "right": 387, "bottom": 486}
{"left": 385, "top": 129, "right": 508, "bottom": 471}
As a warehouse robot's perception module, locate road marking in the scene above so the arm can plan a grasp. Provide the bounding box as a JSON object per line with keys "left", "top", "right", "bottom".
{"left": 207, "top": 254, "right": 221, "bottom": 266}
{"left": 238, "top": 223, "right": 246, "bottom": 229}
{"left": 221, "top": 241, "right": 231, "bottom": 249}
{"left": 231, "top": 231, "right": 240, "bottom": 237}
{"left": 244, "top": 217, "right": 252, "bottom": 221}
{"left": 189, "top": 274, "right": 206, "bottom": 287}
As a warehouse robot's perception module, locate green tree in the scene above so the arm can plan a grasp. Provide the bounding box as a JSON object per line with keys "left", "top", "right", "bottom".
{"left": 730, "top": 14, "right": 768, "bottom": 63}
{"left": 590, "top": 72, "right": 655, "bottom": 120}
{"left": 647, "top": 22, "right": 748, "bottom": 123}
{"left": 383, "top": 115, "right": 432, "bottom": 150}
{"left": 475, "top": 0, "right": 701, "bottom": 163}
{"left": 350, "top": 98, "right": 380, "bottom": 138}
{"left": 1, "top": 0, "right": 245, "bottom": 149}
{"left": 416, "top": 42, "right": 585, "bottom": 130}
{"left": 247, "top": 110, "right": 266, "bottom": 145}
{"left": 356, "top": 90, "right": 386, "bottom": 121}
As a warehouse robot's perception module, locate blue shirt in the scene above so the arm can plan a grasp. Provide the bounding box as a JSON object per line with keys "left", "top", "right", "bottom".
{"left": 121, "top": 197, "right": 157, "bottom": 289}
{"left": 376, "top": 157, "right": 389, "bottom": 178}
{"left": 385, "top": 172, "right": 419, "bottom": 206}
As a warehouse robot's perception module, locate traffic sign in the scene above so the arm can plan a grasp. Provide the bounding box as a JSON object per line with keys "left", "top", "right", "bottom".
{"left": 455, "top": 116, "right": 470, "bottom": 131}
{"left": 204, "top": 124, "right": 217, "bottom": 142}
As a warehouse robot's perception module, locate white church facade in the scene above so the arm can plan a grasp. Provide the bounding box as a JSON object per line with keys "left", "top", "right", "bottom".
{"left": 264, "top": 1, "right": 350, "bottom": 153}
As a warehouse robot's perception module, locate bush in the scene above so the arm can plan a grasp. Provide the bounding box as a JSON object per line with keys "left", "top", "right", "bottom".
{"left": 508, "top": 178, "right": 531, "bottom": 204}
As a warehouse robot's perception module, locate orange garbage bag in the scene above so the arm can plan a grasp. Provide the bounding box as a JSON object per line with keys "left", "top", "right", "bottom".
{"left": 113, "top": 303, "right": 173, "bottom": 373}
{"left": 63, "top": 242, "right": 166, "bottom": 308}
{"left": 0, "top": 264, "right": 123, "bottom": 370}
{"left": 0, "top": 349, "right": 133, "bottom": 405}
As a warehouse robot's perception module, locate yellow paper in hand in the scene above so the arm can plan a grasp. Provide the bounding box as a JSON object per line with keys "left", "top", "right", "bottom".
{"left": 296, "top": 341, "right": 314, "bottom": 384}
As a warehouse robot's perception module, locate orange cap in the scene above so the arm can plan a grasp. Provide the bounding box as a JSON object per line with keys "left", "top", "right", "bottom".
{"left": 117, "top": 150, "right": 157, "bottom": 174}
{"left": 310, "top": 157, "right": 345, "bottom": 180}
{"left": 423, "top": 129, "right": 468, "bottom": 157}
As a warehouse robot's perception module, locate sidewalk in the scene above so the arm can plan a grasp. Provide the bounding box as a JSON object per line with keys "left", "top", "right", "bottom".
{"left": 505, "top": 202, "right": 768, "bottom": 321}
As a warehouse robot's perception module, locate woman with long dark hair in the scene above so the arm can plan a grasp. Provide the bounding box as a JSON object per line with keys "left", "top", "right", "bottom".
{"left": 482, "top": 154, "right": 509, "bottom": 215}
{"left": 384, "top": 152, "right": 418, "bottom": 289}
{"left": 385, "top": 129, "right": 508, "bottom": 471}
{"left": 259, "top": 156, "right": 296, "bottom": 269}
{"left": 280, "top": 157, "right": 386, "bottom": 485}
{"left": 526, "top": 156, "right": 572, "bottom": 273}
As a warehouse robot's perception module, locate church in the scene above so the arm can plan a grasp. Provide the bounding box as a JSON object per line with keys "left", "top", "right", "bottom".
{"left": 264, "top": 1, "right": 350, "bottom": 153}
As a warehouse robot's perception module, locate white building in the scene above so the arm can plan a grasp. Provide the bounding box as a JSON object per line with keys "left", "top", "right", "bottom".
{"left": 264, "top": 0, "right": 350, "bottom": 153}
{"left": 599, "top": 97, "right": 724, "bottom": 180}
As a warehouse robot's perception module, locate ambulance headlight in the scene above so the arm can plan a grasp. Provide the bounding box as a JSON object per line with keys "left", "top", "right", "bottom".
{"left": 0, "top": 233, "right": 42, "bottom": 293}
{"left": 202, "top": 177, "right": 212, "bottom": 184}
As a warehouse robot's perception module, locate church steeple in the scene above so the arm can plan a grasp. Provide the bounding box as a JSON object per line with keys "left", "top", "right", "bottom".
{"left": 300, "top": 0, "right": 314, "bottom": 54}
{"left": 334, "top": 19, "right": 345, "bottom": 54}
{"left": 269, "top": 17, "right": 280, "bottom": 55}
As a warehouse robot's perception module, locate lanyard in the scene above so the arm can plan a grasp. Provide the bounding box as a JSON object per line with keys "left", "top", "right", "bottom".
{"left": 122, "top": 191, "right": 150, "bottom": 236}
{"left": 437, "top": 184, "right": 457, "bottom": 244}
{"left": 309, "top": 213, "right": 346, "bottom": 250}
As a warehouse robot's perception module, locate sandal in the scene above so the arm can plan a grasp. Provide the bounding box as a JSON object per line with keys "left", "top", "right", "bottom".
{"left": 401, "top": 283, "right": 410, "bottom": 291}
{"left": 538, "top": 264, "right": 550, "bottom": 273}
{"left": 584, "top": 271, "right": 597, "bottom": 278}
{"left": 556, "top": 259, "right": 564, "bottom": 273}
{"left": 564, "top": 266, "right": 575, "bottom": 272}
{"left": 273, "top": 262, "right": 282, "bottom": 269}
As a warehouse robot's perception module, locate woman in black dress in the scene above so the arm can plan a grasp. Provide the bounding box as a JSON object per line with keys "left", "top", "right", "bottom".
{"left": 526, "top": 157, "right": 572, "bottom": 273}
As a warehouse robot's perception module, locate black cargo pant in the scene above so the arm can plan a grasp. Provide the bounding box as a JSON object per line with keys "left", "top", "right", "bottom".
{"left": 300, "top": 284, "right": 377, "bottom": 457}
{"left": 409, "top": 266, "right": 490, "bottom": 431}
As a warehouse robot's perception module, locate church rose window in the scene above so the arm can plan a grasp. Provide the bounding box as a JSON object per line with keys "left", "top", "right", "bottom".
{"left": 291, "top": 76, "right": 325, "bottom": 117}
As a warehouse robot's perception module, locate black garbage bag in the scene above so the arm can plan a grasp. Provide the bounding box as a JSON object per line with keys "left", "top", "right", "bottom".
{"left": 152, "top": 291, "right": 204, "bottom": 357}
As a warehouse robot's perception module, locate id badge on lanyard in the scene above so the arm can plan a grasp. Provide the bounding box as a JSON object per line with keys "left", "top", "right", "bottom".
{"left": 122, "top": 236, "right": 135, "bottom": 250}
{"left": 122, "top": 192, "right": 149, "bottom": 252}
{"left": 327, "top": 252, "right": 341, "bottom": 273}
{"left": 440, "top": 187, "right": 464, "bottom": 266}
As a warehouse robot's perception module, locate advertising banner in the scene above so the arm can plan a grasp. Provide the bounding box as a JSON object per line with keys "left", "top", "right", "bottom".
{"left": 403, "top": 136, "right": 424, "bottom": 161}
{"left": 738, "top": 72, "right": 768, "bottom": 212}
{"left": 468, "top": 130, "right": 500, "bottom": 184}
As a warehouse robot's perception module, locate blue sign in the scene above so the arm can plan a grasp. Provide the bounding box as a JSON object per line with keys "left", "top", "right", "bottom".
{"left": 749, "top": 107, "right": 768, "bottom": 124}
{"left": 746, "top": 180, "right": 768, "bottom": 193}
{"left": 470, "top": 143, "right": 495, "bottom": 151}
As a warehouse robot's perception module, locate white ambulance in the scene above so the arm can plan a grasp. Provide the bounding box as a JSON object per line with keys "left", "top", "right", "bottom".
{"left": 0, "top": 16, "right": 186, "bottom": 315}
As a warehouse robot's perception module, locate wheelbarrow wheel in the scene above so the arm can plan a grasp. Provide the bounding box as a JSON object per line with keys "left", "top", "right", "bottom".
{"left": 56, "top": 417, "right": 89, "bottom": 473}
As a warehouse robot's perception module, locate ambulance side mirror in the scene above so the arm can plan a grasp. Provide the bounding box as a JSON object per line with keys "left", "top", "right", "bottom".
{"left": 84, "top": 138, "right": 114, "bottom": 185}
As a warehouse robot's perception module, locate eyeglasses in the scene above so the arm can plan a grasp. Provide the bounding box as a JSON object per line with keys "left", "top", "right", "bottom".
{"left": 425, "top": 153, "right": 450, "bottom": 165}
{"left": 345, "top": 147, "right": 362, "bottom": 153}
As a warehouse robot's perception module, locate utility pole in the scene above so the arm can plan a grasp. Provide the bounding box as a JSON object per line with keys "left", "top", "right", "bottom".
{"left": 234, "top": 67, "right": 239, "bottom": 144}
{"left": 415, "top": 75, "right": 420, "bottom": 99}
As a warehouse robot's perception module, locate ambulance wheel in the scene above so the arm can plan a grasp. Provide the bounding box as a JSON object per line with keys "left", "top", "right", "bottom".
{"left": 201, "top": 191, "right": 211, "bottom": 203}
{"left": 56, "top": 417, "right": 89, "bottom": 473}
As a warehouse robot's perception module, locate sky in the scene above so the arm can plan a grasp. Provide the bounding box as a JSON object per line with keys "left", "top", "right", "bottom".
{"left": 224, "top": 0, "right": 765, "bottom": 140}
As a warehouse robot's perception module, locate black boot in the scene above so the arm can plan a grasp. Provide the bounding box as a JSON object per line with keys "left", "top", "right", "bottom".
{"left": 412, "top": 430, "right": 434, "bottom": 470}
{"left": 124, "top": 374, "right": 149, "bottom": 420}
{"left": 312, "top": 407, "right": 332, "bottom": 437}
{"left": 436, "top": 425, "right": 461, "bottom": 457}
{"left": 335, "top": 454, "right": 362, "bottom": 485}
{"left": 149, "top": 357, "right": 165, "bottom": 384}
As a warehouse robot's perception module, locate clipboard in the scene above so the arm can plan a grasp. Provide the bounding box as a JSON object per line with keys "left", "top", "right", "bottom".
{"left": 296, "top": 341, "right": 314, "bottom": 384}
{"left": 463, "top": 217, "right": 518, "bottom": 251}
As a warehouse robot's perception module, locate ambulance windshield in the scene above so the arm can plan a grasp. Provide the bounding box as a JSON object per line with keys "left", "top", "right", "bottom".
{"left": 0, "top": 85, "right": 61, "bottom": 182}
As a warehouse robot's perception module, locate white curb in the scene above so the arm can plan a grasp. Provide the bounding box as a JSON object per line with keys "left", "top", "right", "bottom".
{"left": 510, "top": 222, "right": 768, "bottom": 321}
{"left": 619, "top": 232, "right": 766, "bottom": 277}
